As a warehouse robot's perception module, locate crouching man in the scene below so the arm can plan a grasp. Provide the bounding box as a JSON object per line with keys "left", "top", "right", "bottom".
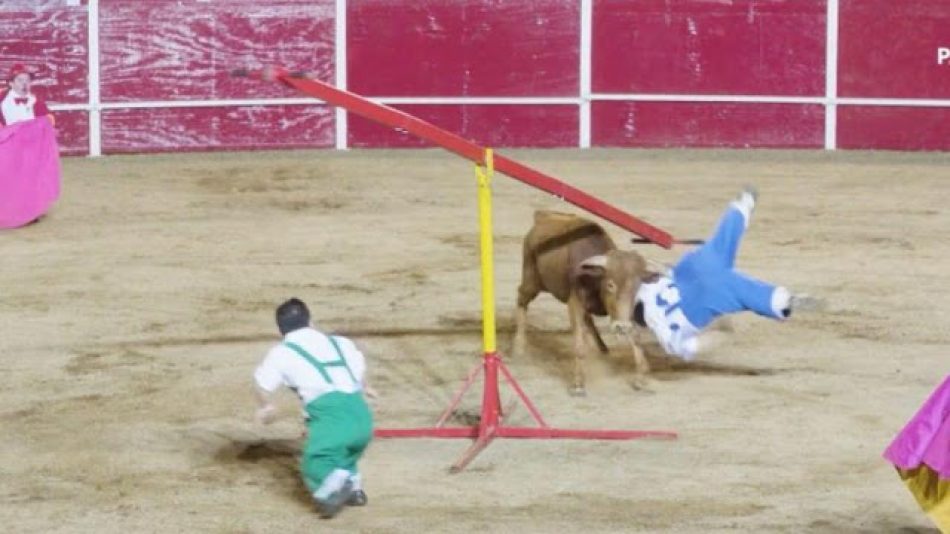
{"left": 254, "top": 298, "right": 375, "bottom": 519}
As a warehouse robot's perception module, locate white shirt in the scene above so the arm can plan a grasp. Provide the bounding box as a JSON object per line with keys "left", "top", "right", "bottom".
{"left": 254, "top": 327, "right": 367, "bottom": 405}
{"left": 635, "top": 275, "right": 701, "bottom": 360}
{"left": 1, "top": 91, "right": 38, "bottom": 125}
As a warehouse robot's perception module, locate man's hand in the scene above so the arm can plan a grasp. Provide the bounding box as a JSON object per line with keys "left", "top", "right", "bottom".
{"left": 364, "top": 385, "right": 379, "bottom": 400}
{"left": 255, "top": 403, "right": 277, "bottom": 425}
{"left": 362, "top": 377, "right": 380, "bottom": 402}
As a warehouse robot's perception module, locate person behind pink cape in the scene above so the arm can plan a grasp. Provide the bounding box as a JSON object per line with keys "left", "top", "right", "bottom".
{"left": 1, "top": 64, "right": 54, "bottom": 127}
{"left": 0, "top": 117, "right": 62, "bottom": 228}
{"left": 884, "top": 374, "right": 950, "bottom": 532}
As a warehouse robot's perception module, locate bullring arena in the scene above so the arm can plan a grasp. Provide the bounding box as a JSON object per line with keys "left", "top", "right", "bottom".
{"left": 2, "top": 148, "right": 947, "bottom": 532}
{"left": 3, "top": 1, "right": 950, "bottom": 533}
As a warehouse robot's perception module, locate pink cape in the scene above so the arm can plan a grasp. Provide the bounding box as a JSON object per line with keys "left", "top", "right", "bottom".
{"left": 0, "top": 117, "right": 62, "bottom": 229}
{"left": 884, "top": 374, "right": 950, "bottom": 478}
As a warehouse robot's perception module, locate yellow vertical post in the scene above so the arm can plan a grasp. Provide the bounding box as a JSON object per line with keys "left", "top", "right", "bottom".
{"left": 475, "top": 148, "right": 497, "bottom": 355}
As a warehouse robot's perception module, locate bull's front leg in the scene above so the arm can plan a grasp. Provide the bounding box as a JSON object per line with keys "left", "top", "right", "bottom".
{"left": 629, "top": 336, "right": 653, "bottom": 391}
{"left": 568, "top": 294, "right": 593, "bottom": 397}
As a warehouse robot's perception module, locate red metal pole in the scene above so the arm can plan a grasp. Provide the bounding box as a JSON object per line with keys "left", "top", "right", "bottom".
{"left": 451, "top": 353, "right": 503, "bottom": 473}
{"left": 479, "top": 353, "right": 503, "bottom": 434}
{"left": 450, "top": 431, "right": 497, "bottom": 473}
{"left": 497, "top": 359, "right": 548, "bottom": 428}
{"left": 496, "top": 427, "right": 678, "bottom": 440}
{"left": 434, "top": 363, "right": 483, "bottom": 428}
{"left": 375, "top": 427, "right": 479, "bottom": 439}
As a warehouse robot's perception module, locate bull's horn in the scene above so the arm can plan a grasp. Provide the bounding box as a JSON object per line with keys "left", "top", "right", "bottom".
{"left": 580, "top": 255, "right": 608, "bottom": 269}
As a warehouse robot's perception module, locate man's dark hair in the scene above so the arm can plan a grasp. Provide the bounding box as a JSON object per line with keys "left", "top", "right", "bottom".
{"left": 276, "top": 298, "right": 310, "bottom": 335}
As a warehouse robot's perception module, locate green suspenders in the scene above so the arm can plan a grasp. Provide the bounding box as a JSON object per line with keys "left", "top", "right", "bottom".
{"left": 283, "top": 336, "right": 358, "bottom": 387}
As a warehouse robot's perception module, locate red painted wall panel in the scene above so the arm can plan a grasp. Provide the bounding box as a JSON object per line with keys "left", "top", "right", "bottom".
{"left": 838, "top": 0, "right": 950, "bottom": 99}
{"left": 98, "top": 0, "right": 335, "bottom": 102}
{"left": 348, "top": 104, "right": 578, "bottom": 148}
{"left": 100, "top": 105, "right": 334, "bottom": 153}
{"left": 592, "top": 101, "right": 824, "bottom": 148}
{"left": 837, "top": 106, "right": 950, "bottom": 151}
{"left": 4, "top": 0, "right": 949, "bottom": 154}
{"left": 0, "top": 1, "right": 88, "bottom": 104}
{"left": 348, "top": 0, "right": 579, "bottom": 97}
{"left": 593, "top": 0, "right": 826, "bottom": 96}
{"left": 53, "top": 111, "right": 90, "bottom": 156}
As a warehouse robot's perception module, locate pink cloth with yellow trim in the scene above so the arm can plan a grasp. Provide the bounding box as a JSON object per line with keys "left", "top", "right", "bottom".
{"left": 884, "top": 375, "right": 950, "bottom": 533}
{"left": 0, "top": 117, "right": 61, "bottom": 229}
{"left": 885, "top": 375, "right": 950, "bottom": 478}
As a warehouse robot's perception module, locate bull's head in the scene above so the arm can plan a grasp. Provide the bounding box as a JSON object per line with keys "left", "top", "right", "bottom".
{"left": 575, "top": 250, "right": 648, "bottom": 335}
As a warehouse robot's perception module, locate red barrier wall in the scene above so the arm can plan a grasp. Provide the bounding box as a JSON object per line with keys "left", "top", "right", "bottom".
{"left": 349, "top": 104, "right": 578, "bottom": 148}
{"left": 839, "top": 0, "right": 950, "bottom": 99}
{"left": 1, "top": 0, "right": 88, "bottom": 154}
{"left": 593, "top": 0, "right": 826, "bottom": 96}
{"left": 98, "top": 0, "right": 335, "bottom": 102}
{"left": 2, "top": 0, "right": 948, "bottom": 154}
{"left": 101, "top": 105, "right": 334, "bottom": 153}
{"left": 836, "top": 0, "right": 950, "bottom": 150}
{"left": 348, "top": 0, "right": 579, "bottom": 97}
{"left": 592, "top": 102, "right": 824, "bottom": 149}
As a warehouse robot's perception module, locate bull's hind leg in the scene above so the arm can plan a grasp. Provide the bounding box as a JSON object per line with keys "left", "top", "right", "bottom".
{"left": 512, "top": 253, "right": 541, "bottom": 358}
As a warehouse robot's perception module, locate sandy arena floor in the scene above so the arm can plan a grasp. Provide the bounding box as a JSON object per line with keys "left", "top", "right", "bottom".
{"left": 0, "top": 148, "right": 947, "bottom": 533}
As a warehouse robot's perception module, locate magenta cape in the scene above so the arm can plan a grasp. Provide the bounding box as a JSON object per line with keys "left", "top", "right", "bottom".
{"left": 0, "top": 118, "right": 61, "bottom": 229}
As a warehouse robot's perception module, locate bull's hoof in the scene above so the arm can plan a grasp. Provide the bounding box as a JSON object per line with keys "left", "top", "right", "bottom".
{"left": 569, "top": 386, "right": 587, "bottom": 397}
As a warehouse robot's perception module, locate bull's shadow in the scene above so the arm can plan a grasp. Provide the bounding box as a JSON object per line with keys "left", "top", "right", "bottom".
{"left": 507, "top": 325, "right": 774, "bottom": 391}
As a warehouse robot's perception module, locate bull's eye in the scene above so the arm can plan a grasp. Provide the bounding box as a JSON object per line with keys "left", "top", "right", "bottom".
{"left": 606, "top": 280, "right": 618, "bottom": 293}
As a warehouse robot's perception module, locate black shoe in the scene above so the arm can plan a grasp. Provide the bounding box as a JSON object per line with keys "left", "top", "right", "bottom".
{"left": 316, "top": 480, "right": 354, "bottom": 519}
{"left": 346, "top": 490, "right": 368, "bottom": 506}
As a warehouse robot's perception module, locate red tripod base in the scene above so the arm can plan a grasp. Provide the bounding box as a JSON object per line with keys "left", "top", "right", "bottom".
{"left": 374, "top": 352, "right": 677, "bottom": 472}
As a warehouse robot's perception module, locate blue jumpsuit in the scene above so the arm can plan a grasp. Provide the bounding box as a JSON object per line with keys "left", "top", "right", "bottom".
{"left": 636, "top": 199, "right": 789, "bottom": 359}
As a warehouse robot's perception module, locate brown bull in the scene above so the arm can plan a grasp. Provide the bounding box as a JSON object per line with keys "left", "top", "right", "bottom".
{"left": 513, "top": 210, "right": 652, "bottom": 396}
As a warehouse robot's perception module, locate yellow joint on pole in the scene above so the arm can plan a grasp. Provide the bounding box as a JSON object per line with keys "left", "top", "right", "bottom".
{"left": 477, "top": 148, "right": 497, "bottom": 355}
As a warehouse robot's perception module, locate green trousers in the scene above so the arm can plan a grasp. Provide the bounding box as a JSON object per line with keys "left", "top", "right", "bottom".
{"left": 301, "top": 391, "right": 373, "bottom": 493}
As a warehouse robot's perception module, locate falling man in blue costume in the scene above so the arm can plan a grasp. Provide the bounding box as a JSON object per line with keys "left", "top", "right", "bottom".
{"left": 634, "top": 186, "right": 824, "bottom": 360}
{"left": 254, "top": 298, "right": 377, "bottom": 519}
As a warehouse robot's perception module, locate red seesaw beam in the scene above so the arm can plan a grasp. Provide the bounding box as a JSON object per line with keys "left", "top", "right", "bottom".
{"left": 232, "top": 67, "right": 673, "bottom": 249}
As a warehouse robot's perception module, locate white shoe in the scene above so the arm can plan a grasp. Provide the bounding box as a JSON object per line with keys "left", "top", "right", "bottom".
{"left": 738, "top": 185, "right": 758, "bottom": 209}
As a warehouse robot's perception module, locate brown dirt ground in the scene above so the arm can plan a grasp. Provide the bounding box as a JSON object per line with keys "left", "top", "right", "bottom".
{"left": 1, "top": 148, "right": 947, "bottom": 533}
